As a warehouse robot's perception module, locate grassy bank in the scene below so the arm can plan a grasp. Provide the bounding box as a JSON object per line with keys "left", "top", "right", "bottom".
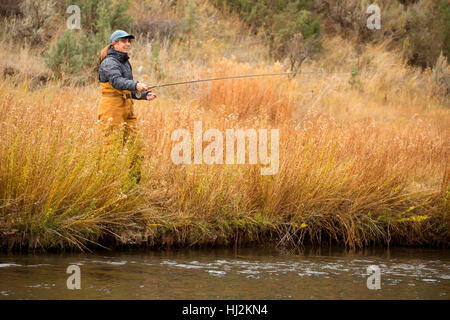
{"left": 0, "top": 3, "right": 449, "bottom": 252}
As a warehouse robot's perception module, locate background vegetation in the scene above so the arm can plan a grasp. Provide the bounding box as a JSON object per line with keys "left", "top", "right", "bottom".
{"left": 0, "top": 0, "right": 448, "bottom": 251}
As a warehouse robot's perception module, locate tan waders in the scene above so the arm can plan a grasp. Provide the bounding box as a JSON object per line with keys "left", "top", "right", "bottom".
{"left": 98, "top": 82, "right": 143, "bottom": 184}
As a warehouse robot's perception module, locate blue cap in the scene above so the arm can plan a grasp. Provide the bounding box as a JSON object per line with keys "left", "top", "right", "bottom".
{"left": 110, "top": 30, "right": 135, "bottom": 43}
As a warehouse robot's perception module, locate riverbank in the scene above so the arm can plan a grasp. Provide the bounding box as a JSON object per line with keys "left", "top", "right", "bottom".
{"left": 2, "top": 212, "right": 449, "bottom": 252}
{"left": 1, "top": 56, "right": 449, "bottom": 251}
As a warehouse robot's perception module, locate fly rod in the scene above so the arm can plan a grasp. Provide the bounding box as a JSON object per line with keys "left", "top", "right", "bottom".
{"left": 147, "top": 71, "right": 349, "bottom": 90}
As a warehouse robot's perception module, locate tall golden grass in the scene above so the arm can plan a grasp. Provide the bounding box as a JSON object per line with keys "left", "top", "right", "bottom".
{"left": 0, "top": 5, "right": 448, "bottom": 251}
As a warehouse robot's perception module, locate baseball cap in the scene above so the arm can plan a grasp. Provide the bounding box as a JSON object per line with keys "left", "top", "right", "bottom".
{"left": 110, "top": 30, "right": 135, "bottom": 43}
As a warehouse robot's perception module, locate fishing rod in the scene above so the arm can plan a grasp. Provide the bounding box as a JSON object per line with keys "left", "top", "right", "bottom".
{"left": 147, "top": 71, "right": 350, "bottom": 90}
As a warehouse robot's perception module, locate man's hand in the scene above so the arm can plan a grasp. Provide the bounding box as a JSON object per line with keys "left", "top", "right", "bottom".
{"left": 136, "top": 82, "right": 149, "bottom": 91}
{"left": 146, "top": 92, "right": 157, "bottom": 101}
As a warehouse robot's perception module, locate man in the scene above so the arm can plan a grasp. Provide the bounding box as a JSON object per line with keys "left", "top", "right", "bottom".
{"left": 98, "top": 30, "right": 157, "bottom": 183}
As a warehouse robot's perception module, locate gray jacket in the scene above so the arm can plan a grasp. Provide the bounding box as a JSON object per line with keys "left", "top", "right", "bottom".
{"left": 98, "top": 47, "right": 150, "bottom": 100}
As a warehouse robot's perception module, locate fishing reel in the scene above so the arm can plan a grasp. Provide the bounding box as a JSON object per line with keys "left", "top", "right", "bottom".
{"left": 135, "top": 91, "right": 142, "bottom": 99}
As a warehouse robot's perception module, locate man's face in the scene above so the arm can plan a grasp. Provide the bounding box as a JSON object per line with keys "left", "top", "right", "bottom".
{"left": 112, "top": 37, "right": 132, "bottom": 53}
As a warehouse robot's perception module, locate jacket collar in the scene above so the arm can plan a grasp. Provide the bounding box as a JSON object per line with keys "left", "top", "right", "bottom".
{"left": 107, "top": 47, "right": 130, "bottom": 63}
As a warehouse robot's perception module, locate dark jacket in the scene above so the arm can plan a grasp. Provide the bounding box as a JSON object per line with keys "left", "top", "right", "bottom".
{"left": 98, "top": 47, "right": 150, "bottom": 100}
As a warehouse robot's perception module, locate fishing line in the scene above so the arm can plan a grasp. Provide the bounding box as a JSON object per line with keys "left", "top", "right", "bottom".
{"left": 148, "top": 71, "right": 350, "bottom": 90}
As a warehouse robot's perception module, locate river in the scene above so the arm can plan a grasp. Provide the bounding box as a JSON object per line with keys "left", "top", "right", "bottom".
{"left": 0, "top": 246, "right": 449, "bottom": 299}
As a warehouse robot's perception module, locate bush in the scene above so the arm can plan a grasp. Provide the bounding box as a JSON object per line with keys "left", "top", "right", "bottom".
{"left": 45, "top": 30, "right": 88, "bottom": 80}
{"left": 45, "top": 0, "right": 133, "bottom": 81}
{"left": 313, "top": 0, "right": 407, "bottom": 43}
{"left": 132, "top": 18, "right": 180, "bottom": 41}
{"left": 62, "top": 0, "right": 132, "bottom": 34}
{"left": 405, "top": 0, "right": 450, "bottom": 68}
{"left": 8, "top": 0, "right": 57, "bottom": 46}
{"left": 130, "top": 0, "right": 180, "bottom": 40}
{"left": 313, "top": 0, "right": 449, "bottom": 68}
{"left": 213, "top": 0, "right": 322, "bottom": 70}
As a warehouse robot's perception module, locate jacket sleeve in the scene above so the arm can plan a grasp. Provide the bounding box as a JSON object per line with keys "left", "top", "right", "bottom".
{"left": 101, "top": 58, "right": 137, "bottom": 91}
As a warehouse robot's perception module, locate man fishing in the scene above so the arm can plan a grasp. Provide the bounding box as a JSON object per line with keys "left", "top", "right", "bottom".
{"left": 98, "top": 30, "right": 157, "bottom": 183}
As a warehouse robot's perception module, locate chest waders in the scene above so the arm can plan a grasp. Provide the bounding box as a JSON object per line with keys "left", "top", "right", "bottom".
{"left": 98, "top": 81, "right": 142, "bottom": 185}
{"left": 98, "top": 81, "right": 137, "bottom": 142}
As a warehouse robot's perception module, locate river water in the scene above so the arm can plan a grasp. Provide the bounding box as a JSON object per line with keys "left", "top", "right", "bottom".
{"left": 0, "top": 246, "right": 449, "bottom": 299}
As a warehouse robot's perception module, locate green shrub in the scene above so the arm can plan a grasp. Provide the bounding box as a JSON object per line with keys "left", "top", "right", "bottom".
{"left": 45, "top": 30, "right": 84, "bottom": 78}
